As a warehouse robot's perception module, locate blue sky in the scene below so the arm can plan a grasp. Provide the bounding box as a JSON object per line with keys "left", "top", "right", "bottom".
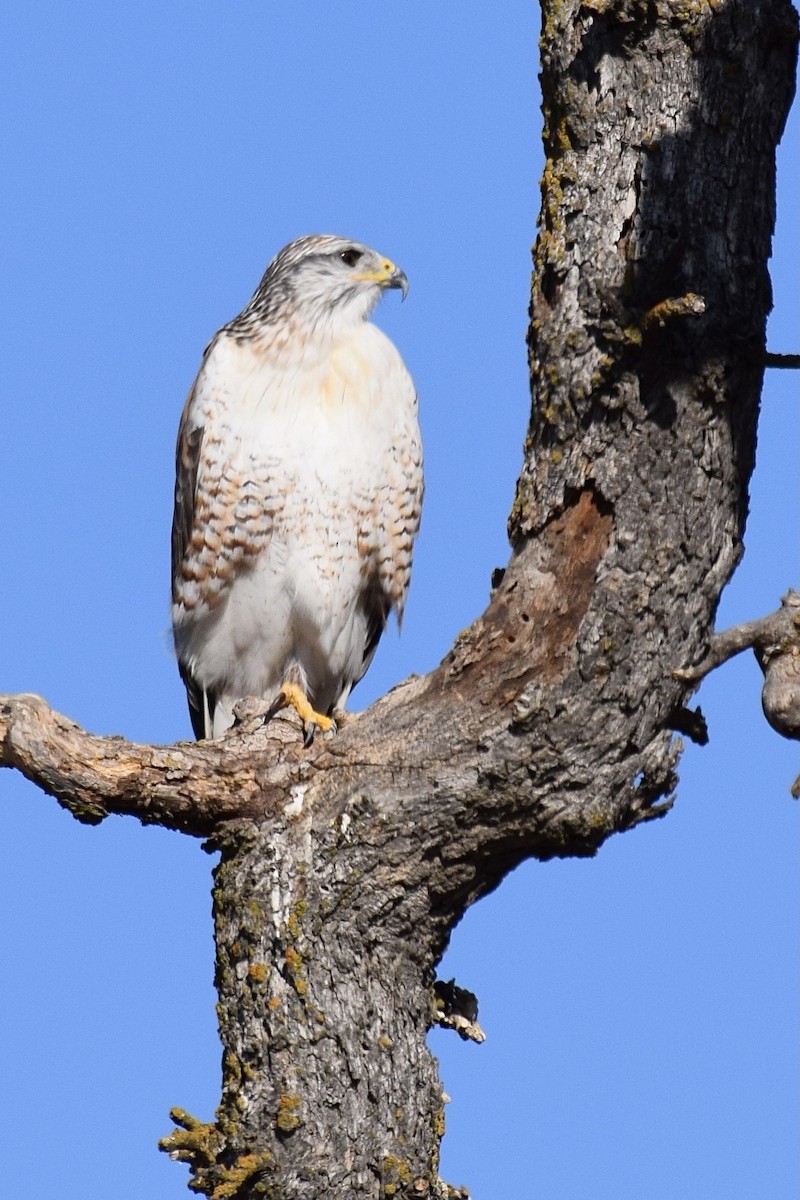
{"left": 1, "top": 5, "right": 797, "bottom": 1198}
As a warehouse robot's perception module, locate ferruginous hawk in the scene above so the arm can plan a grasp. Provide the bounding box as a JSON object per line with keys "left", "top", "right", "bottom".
{"left": 171, "top": 234, "right": 423, "bottom": 742}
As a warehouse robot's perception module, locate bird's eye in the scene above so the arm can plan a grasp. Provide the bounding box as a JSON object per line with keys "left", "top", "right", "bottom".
{"left": 339, "top": 248, "right": 362, "bottom": 267}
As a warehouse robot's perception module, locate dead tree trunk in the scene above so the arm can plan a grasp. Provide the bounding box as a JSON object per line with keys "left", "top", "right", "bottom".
{"left": 2, "top": 2, "right": 797, "bottom": 1196}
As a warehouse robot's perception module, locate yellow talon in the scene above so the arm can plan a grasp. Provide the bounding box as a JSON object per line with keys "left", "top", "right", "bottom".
{"left": 270, "top": 682, "right": 334, "bottom": 745}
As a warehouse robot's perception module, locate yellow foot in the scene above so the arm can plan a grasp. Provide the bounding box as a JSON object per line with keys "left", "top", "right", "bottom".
{"left": 266, "top": 682, "right": 335, "bottom": 747}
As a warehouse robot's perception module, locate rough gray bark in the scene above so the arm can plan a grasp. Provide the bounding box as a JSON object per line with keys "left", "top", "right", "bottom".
{"left": 2, "top": 2, "right": 798, "bottom": 1197}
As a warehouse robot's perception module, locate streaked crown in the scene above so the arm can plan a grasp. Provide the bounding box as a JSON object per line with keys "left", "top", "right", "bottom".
{"left": 228, "top": 234, "right": 408, "bottom": 336}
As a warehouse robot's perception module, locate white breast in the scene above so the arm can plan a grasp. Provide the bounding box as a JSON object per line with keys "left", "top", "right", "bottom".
{"left": 173, "top": 321, "right": 421, "bottom": 735}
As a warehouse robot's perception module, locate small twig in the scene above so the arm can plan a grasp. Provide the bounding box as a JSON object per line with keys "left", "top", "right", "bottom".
{"left": 764, "top": 352, "right": 800, "bottom": 370}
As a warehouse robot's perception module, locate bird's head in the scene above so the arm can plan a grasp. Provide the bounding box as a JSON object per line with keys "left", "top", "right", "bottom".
{"left": 245, "top": 235, "right": 408, "bottom": 334}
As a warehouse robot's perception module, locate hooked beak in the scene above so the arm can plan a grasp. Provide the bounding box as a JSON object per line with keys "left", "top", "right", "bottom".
{"left": 351, "top": 258, "right": 409, "bottom": 300}
{"left": 384, "top": 263, "right": 409, "bottom": 300}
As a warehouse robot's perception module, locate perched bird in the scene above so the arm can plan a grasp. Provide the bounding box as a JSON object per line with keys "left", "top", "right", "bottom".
{"left": 171, "top": 234, "right": 423, "bottom": 742}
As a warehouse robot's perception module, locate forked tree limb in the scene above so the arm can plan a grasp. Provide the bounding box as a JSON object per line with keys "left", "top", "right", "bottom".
{"left": 0, "top": 499, "right": 676, "bottom": 861}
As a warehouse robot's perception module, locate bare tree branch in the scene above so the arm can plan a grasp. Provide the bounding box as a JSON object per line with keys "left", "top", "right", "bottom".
{"left": 1, "top": 690, "right": 301, "bottom": 832}
{"left": 674, "top": 590, "right": 800, "bottom": 701}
